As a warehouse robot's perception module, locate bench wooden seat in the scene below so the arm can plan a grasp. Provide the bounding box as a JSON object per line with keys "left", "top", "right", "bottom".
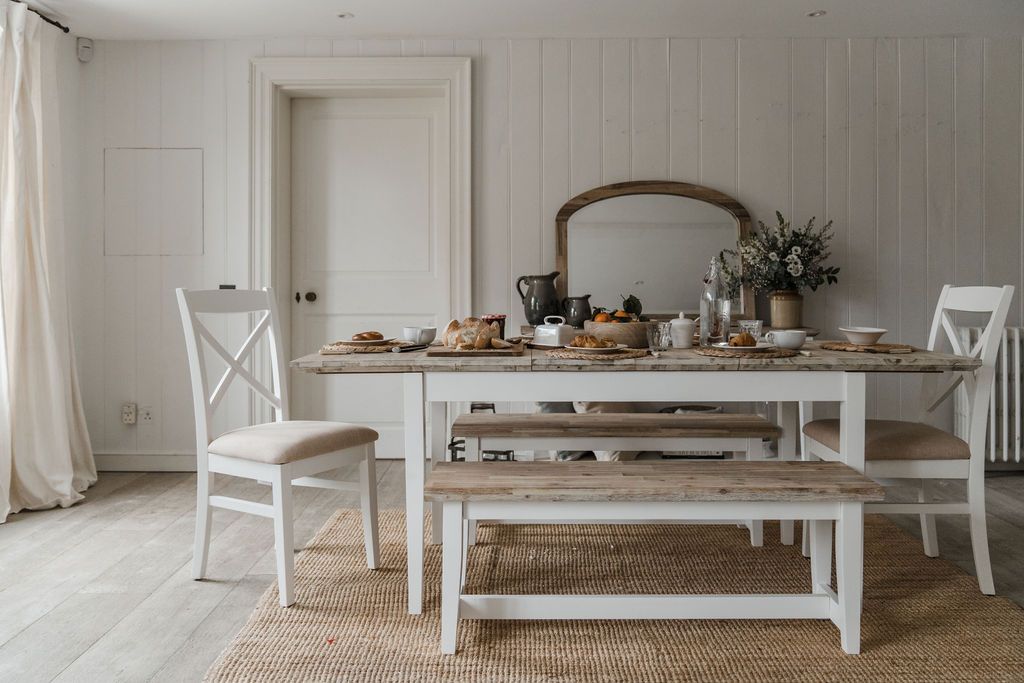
{"left": 426, "top": 460, "right": 883, "bottom": 656}
{"left": 450, "top": 412, "right": 781, "bottom": 439}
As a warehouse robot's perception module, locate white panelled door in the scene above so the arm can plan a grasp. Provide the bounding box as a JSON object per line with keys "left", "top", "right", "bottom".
{"left": 291, "top": 95, "right": 451, "bottom": 458}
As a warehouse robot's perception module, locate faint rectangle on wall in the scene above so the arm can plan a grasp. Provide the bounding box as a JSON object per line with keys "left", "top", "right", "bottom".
{"left": 104, "top": 148, "right": 203, "bottom": 256}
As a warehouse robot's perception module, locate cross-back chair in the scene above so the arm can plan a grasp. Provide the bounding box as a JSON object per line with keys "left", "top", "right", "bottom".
{"left": 802, "top": 285, "right": 1014, "bottom": 594}
{"left": 177, "top": 287, "right": 379, "bottom": 607}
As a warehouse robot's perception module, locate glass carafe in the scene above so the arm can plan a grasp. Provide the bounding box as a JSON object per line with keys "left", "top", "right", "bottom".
{"left": 699, "top": 257, "right": 730, "bottom": 347}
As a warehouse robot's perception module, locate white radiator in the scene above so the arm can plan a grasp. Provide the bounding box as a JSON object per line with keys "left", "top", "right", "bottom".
{"left": 954, "top": 327, "right": 1023, "bottom": 463}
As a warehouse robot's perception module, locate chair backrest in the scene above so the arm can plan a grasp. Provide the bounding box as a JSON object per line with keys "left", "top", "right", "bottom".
{"left": 919, "top": 285, "right": 1015, "bottom": 461}
{"left": 176, "top": 288, "right": 289, "bottom": 461}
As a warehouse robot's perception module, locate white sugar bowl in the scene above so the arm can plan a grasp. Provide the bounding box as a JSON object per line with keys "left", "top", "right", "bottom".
{"left": 533, "top": 315, "right": 575, "bottom": 347}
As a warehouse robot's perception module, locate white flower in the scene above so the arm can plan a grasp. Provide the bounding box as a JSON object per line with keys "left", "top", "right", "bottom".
{"left": 768, "top": 252, "right": 779, "bottom": 262}
{"left": 791, "top": 246, "right": 802, "bottom": 255}
{"left": 787, "top": 263, "right": 804, "bottom": 277}
{"left": 785, "top": 254, "right": 799, "bottom": 264}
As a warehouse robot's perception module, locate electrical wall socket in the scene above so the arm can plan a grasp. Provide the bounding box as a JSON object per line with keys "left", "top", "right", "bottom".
{"left": 140, "top": 406, "right": 154, "bottom": 424}
{"left": 121, "top": 403, "right": 137, "bottom": 425}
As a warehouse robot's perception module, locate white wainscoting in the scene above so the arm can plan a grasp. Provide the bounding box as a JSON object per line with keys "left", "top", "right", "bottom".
{"left": 63, "top": 36, "right": 1024, "bottom": 468}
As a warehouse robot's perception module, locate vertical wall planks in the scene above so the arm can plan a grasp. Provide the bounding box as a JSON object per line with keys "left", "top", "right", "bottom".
{"left": 359, "top": 40, "right": 403, "bottom": 57}
{"left": 159, "top": 41, "right": 203, "bottom": 148}
{"left": 401, "top": 40, "right": 424, "bottom": 57}
{"left": 925, "top": 38, "right": 956, "bottom": 316}
{"left": 897, "top": 38, "right": 928, "bottom": 410}
{"left": 875, "top": 38, "right": 901, "bottom": 419}
{"left": 508, "top": 40, "right": 543, "bottom": 328}
{"left": 631, "top": 39, "right": 669, "bottom": 180}
{"left": 847, "top": 39, "right": 878, "bottom": 334}
{"left": 423, "top": 39, "right": 455, "bottom": 56}
{"left": 331, "top": 40, "right": 359, "bottom": 57}
{"left": 954, "top": 38, "right": 985, "bottom": 291}
{"left": 476, "top": 39, "right": 510, "bottom": 315}
{"left": 542, "top": 39, "right": 570, "bottom": 271}
{"left": 668, "top": 39, "right": 700, "bottom": 182}
{"left": 823, "top": 39, "right": 850, "bottom": 336}
{"left": 305, "top": 39, "right": 332, "bottom": 57}
{"left": 791, "top": 38, "right": 827, "bottom": 333}
{"left": 569, "top": 39, "right": 601, "bottom": 195}
{"left": 983, "top": 38, "right": 1024, "bottom": 325}
{"left": 601, "top": 39, "right": 631, "bottom": 184}
{"left": 699, "top": 39, "right": 737, "bottom": 196}
{"left": 263, "top": 38, "right": 307, "bottom": 57}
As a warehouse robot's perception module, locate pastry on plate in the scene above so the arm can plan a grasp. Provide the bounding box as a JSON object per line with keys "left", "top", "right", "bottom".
{"left": 570, "top": 334, "right": 616, "bottom": 349}
{"left": 729, "top": 331, "right": 757, "bottom": 347}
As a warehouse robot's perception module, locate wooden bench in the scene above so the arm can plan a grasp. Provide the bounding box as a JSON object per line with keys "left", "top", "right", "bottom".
{"left": 425, "top": 460, "right": 884, "bottom": 656}
{"left": 451, "top": 412, "right": 782, "bottom": 546}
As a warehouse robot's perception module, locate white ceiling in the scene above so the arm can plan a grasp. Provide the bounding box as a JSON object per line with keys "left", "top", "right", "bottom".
{"left": 36, "top": 0, "right": 1024, "bottom": 41}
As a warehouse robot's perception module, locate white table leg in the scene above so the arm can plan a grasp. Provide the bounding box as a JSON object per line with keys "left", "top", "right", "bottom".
{"left": 836, "top": 502, "right": 865, "bottom": 655}
{"left": 777, "top": 401, "right": 798, "bottom": 545}
{"left": 403, "top": 373, "right": 426, "bottom": 615}
{"left": 430, "top": 401, "right": 447, "bottom": 545}
{"left": 441, "top": 501, "right": 464, "bottom": 655}
{"left": 839, "top": 374, "right": 867, "bottom": 473}
{"left": 800, "top": 401, "right": 814, "bottom": 557}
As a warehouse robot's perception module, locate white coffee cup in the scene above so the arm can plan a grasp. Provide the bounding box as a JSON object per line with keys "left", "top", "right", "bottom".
{"left": 402, "top": 326, "right": 437, "bottom": 345}
{"left": 766, "top": 329, "right": 806, "bottom": 350}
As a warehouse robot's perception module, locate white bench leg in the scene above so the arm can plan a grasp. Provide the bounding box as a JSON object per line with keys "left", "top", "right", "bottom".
{"left": 441, "top": 501, "right": 464, "bottom": 655}
{"left": 359, "top": 445, "right": 380, "bottom": 570}
{"left": 744, "top": 437, "right": 764, "bottom": 547}
{"left": 464, "top": 438, "right": 480, "bottom": 546}
{"left": 271, "top": 465, "right": 296, "bottom": 607}
{"left": 430, "top": 403, "right": 447, "bottom": 545}
{"left": 777, "top": 402, "right": 797, "bottom": 545}
{"left": 809, "top": 519, "right": 832, "bottom": 594}
{"left": 800, "top": 401, "right": 814, "bottom": 558}
{"left": 836, "top": 502, "right": 864, "bottom": 654}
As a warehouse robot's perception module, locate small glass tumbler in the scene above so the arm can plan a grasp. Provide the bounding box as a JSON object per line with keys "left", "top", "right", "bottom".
{"left": 647, "top": 321, "right": 673, "bottom": 351}
{"left": 738, "top": 319, "right": 764, "bottom": 340}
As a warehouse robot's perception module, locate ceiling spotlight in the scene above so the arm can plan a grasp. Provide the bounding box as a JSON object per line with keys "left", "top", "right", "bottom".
{"left": 337, "top": 12, "right": 355, "bottom": 19}
{"left": 806, "top": 10, "right": 827, "bottom": 17}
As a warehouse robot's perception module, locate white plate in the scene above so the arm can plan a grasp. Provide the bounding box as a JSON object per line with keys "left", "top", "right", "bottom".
{"left": 713, "top": 341, "right": 778, "bottom": 352}
{"left": 335, "top": 337, "right": 396, "bottom": 346}
{"left": 564, "top": 343, "right": 629, "bottom": 353}
{"left": 528, "top": 341, "right": 565, "bottom": 349}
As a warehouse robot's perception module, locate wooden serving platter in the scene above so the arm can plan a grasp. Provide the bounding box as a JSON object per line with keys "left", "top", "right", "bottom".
{"left": 426, "top": 342, "right": 527, "bottom": 357}
{"left": 820, "top": 341, "right": 915, "bottom": 354}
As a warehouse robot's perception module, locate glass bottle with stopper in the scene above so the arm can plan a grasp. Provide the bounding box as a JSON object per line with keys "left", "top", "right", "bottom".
{"left": 699, "top": 256, "right": 731, "bottom": 347}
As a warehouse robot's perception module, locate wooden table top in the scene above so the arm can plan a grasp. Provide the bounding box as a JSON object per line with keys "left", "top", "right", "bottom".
{"left": 424, "top": 461, "right": 886, "bottom": 502}
{"left": 291, "top": 341, "right": 979, "bottom": 374}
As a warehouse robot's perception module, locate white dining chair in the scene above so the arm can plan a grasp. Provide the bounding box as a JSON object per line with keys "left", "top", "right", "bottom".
{"left": 177, "top": 287, "right": 380, "bottom": 607}
{"left": 802, "top": 284, "right": 1014, "bottom": 594}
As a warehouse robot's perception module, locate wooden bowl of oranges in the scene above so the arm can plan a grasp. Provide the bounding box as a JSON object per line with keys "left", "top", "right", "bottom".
{"left": 584, "top": 307, "right": 650, "bottom": 348}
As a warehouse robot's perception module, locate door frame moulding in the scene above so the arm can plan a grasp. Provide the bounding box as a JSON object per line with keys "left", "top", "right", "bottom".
{"left": 249, "top": 56, "right": 472, "bottom": 419}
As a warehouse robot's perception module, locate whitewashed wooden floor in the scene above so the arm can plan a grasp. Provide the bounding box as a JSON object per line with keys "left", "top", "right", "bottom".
{"left": 1, "top": 464, "right": 1021, "bottom": 682}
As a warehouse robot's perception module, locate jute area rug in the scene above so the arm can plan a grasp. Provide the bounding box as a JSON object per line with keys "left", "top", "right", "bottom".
{"left": 207, "top": 511, "right": 1024, "bottom": 682}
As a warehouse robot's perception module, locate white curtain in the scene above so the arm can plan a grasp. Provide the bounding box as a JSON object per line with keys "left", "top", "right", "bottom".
{"left": 0, "top": 3, "right": 95, "bottom": 522}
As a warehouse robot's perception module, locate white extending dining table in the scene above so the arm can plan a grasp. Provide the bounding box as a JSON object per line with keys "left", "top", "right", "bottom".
{"left": 291, "top": 342, "right": 979, "bottom": 615}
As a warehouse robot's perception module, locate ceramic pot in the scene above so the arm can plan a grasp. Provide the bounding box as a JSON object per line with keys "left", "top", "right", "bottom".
{"left": 516, "top": 272, "right": 562, "bottom": 325}
{"left": 561, "top": 294, "right": 592, "bottom": 327}
{"left": 769, "top": 290, "right": 803, "bottom": 329}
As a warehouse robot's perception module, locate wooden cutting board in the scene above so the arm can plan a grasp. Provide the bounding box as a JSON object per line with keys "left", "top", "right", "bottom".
{"left": 426, "top": 342, "right": 527, "bottom": 357}
{"left": 820, "top": 341, "right": 916, "bottom": 354}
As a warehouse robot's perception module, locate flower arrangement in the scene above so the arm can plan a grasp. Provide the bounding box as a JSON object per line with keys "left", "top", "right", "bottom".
{"left": 720, "top": 211, "right": 839, "bottom": 295}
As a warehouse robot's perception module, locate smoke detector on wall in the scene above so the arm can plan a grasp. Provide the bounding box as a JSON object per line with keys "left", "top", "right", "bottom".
{"left": 76, "top": 37, "right": 94, "bottom": 63}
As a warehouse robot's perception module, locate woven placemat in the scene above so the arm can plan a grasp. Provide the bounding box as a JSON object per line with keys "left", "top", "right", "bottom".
{"left": 820, "top": 341, "right": 916, "bottom": 354}
{"left": 320, "top": 340, "right": 411, "bottom": 354}
{"left": 695, "top": 346, "right": 799, "bottom": 359}
{"left": 545, "top": 348, "right": 649, "bottom": 361}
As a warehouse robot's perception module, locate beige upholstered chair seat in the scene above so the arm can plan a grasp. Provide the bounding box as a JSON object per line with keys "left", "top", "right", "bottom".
{"left": 803, "top": 419, "right": 970, "bottom": 461}
{"left": 209, "top": 421, "right": 379, "bottom": 465}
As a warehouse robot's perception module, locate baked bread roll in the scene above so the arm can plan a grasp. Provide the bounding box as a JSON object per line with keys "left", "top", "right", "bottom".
{"left": 442, "top": 318, "right": 501, "bottom": 350}
{"left": 729, "top": 332, "right": 757, "bottom": 347}
{"left": 352, "top": 331, "right": 384, "bottom": 341}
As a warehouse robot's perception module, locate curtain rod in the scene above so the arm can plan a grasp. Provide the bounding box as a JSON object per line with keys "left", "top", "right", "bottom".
{"left": 10, "top": 1, "right": 70, "bottom": 33}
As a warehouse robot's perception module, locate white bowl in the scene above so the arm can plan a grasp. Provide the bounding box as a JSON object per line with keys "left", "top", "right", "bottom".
{"left": 838, "top": 326, "right": 887, "bottom": 345}
{"left": 402, "top": 326, "right": 437, "bottom": 345}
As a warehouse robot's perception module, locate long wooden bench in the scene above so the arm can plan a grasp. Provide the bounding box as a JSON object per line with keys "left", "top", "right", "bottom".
{"left": 451, "top": 412, "right": 782, "bottom": 546}
{"left": 425, "top": 460, "right": 884, "bottom": 656}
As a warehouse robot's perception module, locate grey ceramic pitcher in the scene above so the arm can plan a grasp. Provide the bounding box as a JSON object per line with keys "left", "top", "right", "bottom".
{"left": 561, "top": 294, "right": 592, "bottom": 327}
{"left": 516, "top": 272, "right": 562, "bottom": 325}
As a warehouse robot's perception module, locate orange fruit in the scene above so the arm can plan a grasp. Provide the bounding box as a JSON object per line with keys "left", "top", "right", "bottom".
{"left": 613, "top": 309, "right": 628, "bottom": 318}
{"left": 594, "top": 312, "right": 612, "bottom": 323}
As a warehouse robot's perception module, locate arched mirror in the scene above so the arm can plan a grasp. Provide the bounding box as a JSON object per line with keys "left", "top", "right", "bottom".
{"left": 555, "top": 181, "right": 753, "bottom": 319}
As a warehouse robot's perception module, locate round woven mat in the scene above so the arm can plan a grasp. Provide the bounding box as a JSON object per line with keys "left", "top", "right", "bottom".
{"left": 545, "top": 348, "right": 649, "bottom": 361}
{"left": 320, "top": 340, "right": 411, "bottom": 354}
{"left": 820, "top": 341, "right": 915, "bottom": 354}
{"left": 695, "top": 346, "right": 799, "bottom": 359}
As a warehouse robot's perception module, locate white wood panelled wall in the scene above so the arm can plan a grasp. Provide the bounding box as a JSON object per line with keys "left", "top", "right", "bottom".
{"left": 65, "top": 36, "right": 1024, "bottom": 467}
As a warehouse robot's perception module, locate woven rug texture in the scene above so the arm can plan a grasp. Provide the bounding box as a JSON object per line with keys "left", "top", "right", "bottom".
{"left": 206, "top": 510, "right": 1024, "bottom": 682}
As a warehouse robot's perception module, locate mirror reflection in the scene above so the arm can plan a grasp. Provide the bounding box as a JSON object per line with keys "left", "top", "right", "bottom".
{"left": 566, "top": 194, "right": 742, "bottom": 316}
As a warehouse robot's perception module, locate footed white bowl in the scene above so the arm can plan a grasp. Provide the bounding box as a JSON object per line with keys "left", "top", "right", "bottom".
{"left": 838, "top": 326, "right": 887, "bottom": 345}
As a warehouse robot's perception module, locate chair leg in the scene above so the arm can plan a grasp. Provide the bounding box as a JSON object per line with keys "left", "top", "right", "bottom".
{"left": 967, "top": 475, "right": 996, "bottom": 595}
{"left": 360, "top": 445, "right": 381, "bottom": 570}
{"left": 441, "top": 501, "right": 464, "bottom": 655}
{"left": 918, "top": 480, "right": 940, "bottom": 557}
{"left": 192, "top": 471, "right": 214, "bottom": 580}
{"left": 271, "top": 465, "right": 296, "bottom": 607}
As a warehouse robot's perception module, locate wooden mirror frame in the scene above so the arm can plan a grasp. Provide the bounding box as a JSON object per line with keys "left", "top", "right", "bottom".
{"left": 555, "top": 180, "right": 754, "bottom": 319}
